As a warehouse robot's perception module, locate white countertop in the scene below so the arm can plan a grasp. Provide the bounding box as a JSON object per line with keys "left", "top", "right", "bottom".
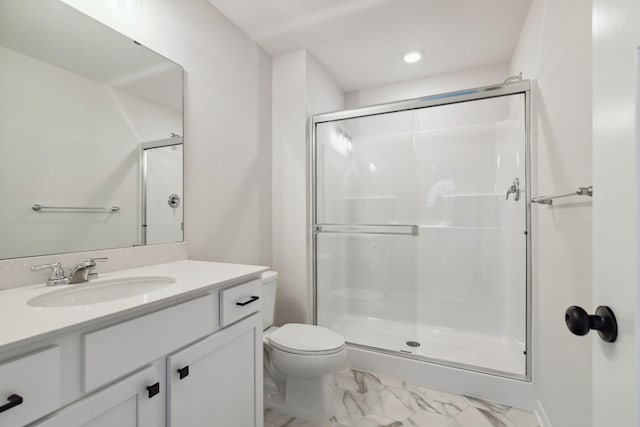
{"left": 0, "top": 260, "right": 268, "bottom": 352}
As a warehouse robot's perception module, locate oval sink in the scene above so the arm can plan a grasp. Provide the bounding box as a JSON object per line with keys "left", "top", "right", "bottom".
{"left": 28, "top": 276, "right": 177, "bottom": 307}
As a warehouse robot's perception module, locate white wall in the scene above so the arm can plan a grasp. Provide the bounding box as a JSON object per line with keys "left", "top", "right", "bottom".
{"left": 61, "top": 0, "right": 273, "bottom": 266}
{"left": 272, "top": 49, "right": 344, "bottom": 325}
{"left": 272, "top": 50, "right": 308, "bottom": 324}
{"left": 345, "top": 63, "right": 509, "bottom": 109}
{"left": 0, "top": 45, "right": 179, "bottom": 259}
{"left": 510, "top": 1, "right": 593, "bottom": 426}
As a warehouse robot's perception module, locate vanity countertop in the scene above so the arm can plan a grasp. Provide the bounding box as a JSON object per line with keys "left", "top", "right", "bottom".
{"left": 0, "top": 260, "right": 268, "bottom": 352}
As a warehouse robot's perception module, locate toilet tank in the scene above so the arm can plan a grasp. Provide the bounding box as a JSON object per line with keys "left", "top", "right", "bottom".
{"left": 262, "top": 271, "right": 278, "bottom": 330}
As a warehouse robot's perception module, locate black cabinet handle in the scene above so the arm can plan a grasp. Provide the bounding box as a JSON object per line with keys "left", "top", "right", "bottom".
{"left": 236, "top": 296, "right": 259, "bottom": 307}
{"left": 0, "top": 394, "right": 23, "bottom": 413}
{"left": 565, "top": 305, "right": 618, "bottom": 342}
{"left": 146, "top": 382, "right": 160, "bottom": 399}
{"left": 177, "top": 365, "right": 189, "bottom": 379}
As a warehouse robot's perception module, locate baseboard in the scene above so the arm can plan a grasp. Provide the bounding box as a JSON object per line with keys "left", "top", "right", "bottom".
{"left": 535, "top": 399, "right": 553, "bottom": 427}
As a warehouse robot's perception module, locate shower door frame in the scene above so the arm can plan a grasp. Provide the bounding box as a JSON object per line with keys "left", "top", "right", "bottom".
{"left": 309, "top": 80, "right": 532, "bottom": 381}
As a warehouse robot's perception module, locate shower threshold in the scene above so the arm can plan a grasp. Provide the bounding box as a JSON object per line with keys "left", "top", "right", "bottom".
{"left": 332, "top": 314, "right": 525, "bottom": 377}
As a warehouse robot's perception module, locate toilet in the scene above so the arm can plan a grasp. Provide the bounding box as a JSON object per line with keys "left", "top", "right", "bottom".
{"left": 262, "top": 271, "right": 347, "bottom": 421}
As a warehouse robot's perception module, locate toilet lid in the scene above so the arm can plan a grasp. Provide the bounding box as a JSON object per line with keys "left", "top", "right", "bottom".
{"left": 268, "top": 324, "right": 345, "bottom": 355}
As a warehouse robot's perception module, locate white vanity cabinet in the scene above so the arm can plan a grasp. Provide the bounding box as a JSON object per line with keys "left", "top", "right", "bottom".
{"left": 0, "top": 268, "right": 264, "bottom": 427}
{"left": 167, "top": 312, "right": 263, "bottom": 427}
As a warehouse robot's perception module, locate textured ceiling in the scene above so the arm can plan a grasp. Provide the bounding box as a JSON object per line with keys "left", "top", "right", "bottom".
{"left": 208, "top": 0, "right": 532, "bottom": 92}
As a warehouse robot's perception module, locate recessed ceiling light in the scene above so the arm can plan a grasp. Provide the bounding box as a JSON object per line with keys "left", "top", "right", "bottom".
{"left": 404, "top": 50, "right": 424, "bottom": 64}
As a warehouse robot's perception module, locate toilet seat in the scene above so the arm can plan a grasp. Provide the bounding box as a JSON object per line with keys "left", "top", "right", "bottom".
{"left": 268, "top": 323, "right": 345, "bottom": 356}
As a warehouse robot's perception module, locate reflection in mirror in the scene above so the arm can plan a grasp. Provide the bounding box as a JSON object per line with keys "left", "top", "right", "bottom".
{"left": 142, "top": 139, "right": 184, "bottom": 245}
{"left": 0, "top": 0, "right": 183, "bottom": 259}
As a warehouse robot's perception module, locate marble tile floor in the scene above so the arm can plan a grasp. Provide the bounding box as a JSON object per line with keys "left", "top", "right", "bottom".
{"left": 264, "top": 368, "right": 539, "bottom": 427}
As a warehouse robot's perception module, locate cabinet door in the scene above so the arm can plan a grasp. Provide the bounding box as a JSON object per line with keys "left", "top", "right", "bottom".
{"left": 167, "top": 313, "right": 263, "bottom": 427}
{"left": 31, "top": 365, "right": 160, "bottom": 427}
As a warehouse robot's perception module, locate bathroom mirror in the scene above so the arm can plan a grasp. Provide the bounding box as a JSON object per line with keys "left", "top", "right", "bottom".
{"left": 0, "top": 0, "right": 184, "bottom": 259}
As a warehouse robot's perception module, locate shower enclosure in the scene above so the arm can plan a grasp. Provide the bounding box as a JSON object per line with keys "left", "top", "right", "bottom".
{"left": 311, "top": 81, "right": 530, "bottom": 379}
{"left": 141, "top": 138, "right": 184, "bottom": 245}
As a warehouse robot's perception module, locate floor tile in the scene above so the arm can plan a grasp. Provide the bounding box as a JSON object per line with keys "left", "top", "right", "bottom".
{"left": 456, "top": 406, "right": 516, "bottom": 427}
{"left": 336, "top": 368, "right": 384, "bottom": 393}
{"left": 464, "top": 396, "right": 511, "bottom": 414}
{"left": 404, "top": 409, "right": 461, "bottom": 427}
{"left": 334, "top": 390, "right": 373, "bottom": 425}
{"left": 406, "top": 384, "right": 470, "bottom": 410}
{"left": 505, "top": 408, "right": 540, "bottom": 427}
{"left": 404, "top": 389, "right": 464, "bottom": 418}
{"left": 352, "top": 414, "right": 404, "bottom": 427}
{"left": 286, "top": 419, "right": 346, "bottom": 427}
{"left": 364, "top": 386, "right": 414, "bottom": 421}
{"left": 266, "top": 368, "right": 538, "bottom": 427}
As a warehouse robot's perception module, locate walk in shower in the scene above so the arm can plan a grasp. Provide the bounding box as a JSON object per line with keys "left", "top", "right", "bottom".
{"left": 311, "top": 81, "right": 531, "bottom": 379}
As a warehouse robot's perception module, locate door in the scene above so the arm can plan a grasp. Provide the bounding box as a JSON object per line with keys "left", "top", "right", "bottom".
{"left": 32, "top": 366, "right": 159, "bottom": 427}
{"left": 167, "top": 313, "right": 263, "bottom": 427}
{"left": 592, "top": 0, "right": 639, "bottom": 425}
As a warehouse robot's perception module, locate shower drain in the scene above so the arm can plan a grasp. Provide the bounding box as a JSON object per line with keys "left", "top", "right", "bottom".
{"left": 405, "top": 340, "right": 421, "bottom": 348}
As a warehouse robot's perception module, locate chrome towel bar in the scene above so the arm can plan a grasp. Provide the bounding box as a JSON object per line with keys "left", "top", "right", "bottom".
{"left": 32, "top": 204, "right": 120, "bottom": 212}
{"left": 531, "top": 186, "right": 592, "bottom": 205}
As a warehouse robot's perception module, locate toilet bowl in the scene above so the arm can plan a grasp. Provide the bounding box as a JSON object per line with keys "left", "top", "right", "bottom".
{"left": 262, "top": 272, "right": 347, "bottom": 421}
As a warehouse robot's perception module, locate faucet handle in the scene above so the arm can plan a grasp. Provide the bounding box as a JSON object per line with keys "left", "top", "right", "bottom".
{"left": 31, "top": 262, "right": 68, "bottom": 286}
{"left": 85, "top": 257, "right": 107, "bottom": 280}
{"left": 31, "top": 262, "right": 65, "bottom": 277}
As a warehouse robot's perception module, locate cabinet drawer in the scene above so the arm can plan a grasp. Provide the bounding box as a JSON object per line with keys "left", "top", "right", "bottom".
{"left": 84, "top": 294, "right": 215, "bottom": 392}
{"left": 219, "top": 279, "right": 262, "bottom": 327}
{"left": 0, "top": 346, "right": 61, "bottom": 426}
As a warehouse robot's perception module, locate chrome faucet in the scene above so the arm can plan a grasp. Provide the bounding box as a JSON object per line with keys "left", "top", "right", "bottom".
{"left": 68, "top": 257, "right": 108, "bottom": 284}
{"left": 32, "top": 258, "right": 108, "bottom": 286}
{"left": 31, "top": 262, "right": 69, "bottom": 286}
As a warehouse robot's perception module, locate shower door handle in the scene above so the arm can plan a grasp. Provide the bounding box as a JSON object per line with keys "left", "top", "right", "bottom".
{"left": 505, "top": 177, "right": 521, "bottom": 201}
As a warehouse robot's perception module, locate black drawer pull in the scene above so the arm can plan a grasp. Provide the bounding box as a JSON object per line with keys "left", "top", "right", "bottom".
{"left": 236, "top": 296, "right": 259, "bottom": 307}
{"left": 178, "top": 365, "right": 189, "bottom": 379}
{"left": 146, "top": 382, "right": 160, "bottom": 399}
{"left": 0, "top": 394, "right": 23, "bottom": 414}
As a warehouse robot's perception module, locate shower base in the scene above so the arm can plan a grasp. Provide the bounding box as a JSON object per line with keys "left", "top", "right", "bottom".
{"left": 331, "top": 314, "right": 525, "bottom": 377}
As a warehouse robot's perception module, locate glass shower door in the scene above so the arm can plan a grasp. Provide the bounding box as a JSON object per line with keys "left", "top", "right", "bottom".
{"left": 314, "top": 90, "right": 528, "bottom": 378}
{"left": 315, "top": 111, "right": 418, "bottom": 353}
{"left": 411, "top": 94, "right": 527, "bottom": 376}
